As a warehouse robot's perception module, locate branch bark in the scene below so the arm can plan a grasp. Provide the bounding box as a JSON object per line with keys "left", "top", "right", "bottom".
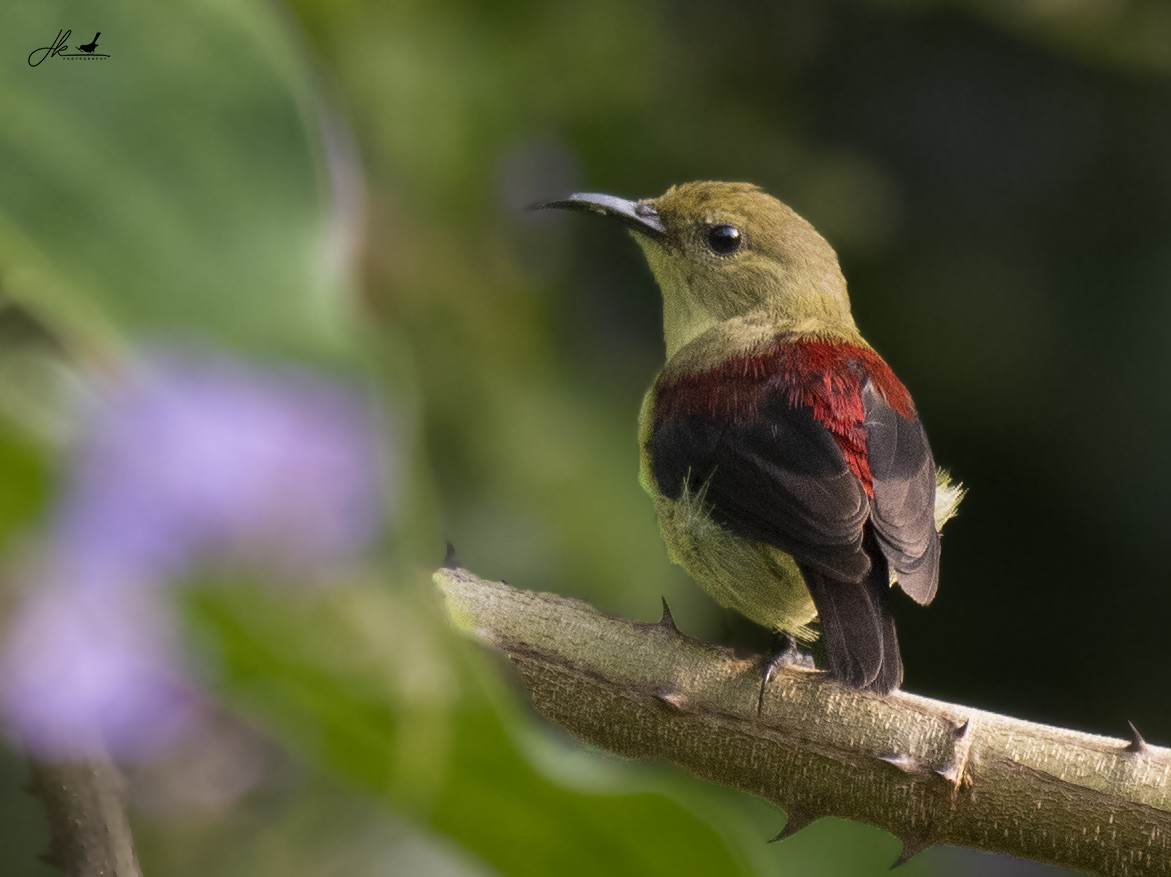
{"left": 435, "top": 567, "right": 1171, "bottom": 877}
{"left": 26, "top": 755, "right": 143, "bottom": 877}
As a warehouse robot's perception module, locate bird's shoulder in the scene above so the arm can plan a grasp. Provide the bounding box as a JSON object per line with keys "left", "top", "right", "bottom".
{"left": 653, "top": 331, "right": 915, "bottom": 426}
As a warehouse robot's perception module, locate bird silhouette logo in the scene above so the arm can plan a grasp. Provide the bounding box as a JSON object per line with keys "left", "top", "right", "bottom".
{"left": 27, "top": 28, "right": 110, "bottom": 66}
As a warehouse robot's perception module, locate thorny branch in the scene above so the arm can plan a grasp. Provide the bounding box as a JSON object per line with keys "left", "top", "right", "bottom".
{"left": 26, "top": 755, "right": 143, "bottom": 877}
{"left": 435, "top": 566, "right": 1171, "bottom": 877}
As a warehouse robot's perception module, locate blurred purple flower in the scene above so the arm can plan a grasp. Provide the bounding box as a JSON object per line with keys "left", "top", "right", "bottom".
{"left": 1, "top": 584, "right": 193, "bottom": 758}
{"left": 1, "top": 351, "right": 389, "bottom": 758}
{"left": 60, "top": 354, "right": 386, "bottom": 579}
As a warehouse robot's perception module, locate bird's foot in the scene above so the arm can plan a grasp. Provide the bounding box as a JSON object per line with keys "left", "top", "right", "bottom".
{"left": 757, "top": 633, "right": 814, "bottom": 715}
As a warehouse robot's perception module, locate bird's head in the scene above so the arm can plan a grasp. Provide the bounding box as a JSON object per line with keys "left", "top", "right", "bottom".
{"left": 537, "top": 181, "right": 858, "bottom": 358}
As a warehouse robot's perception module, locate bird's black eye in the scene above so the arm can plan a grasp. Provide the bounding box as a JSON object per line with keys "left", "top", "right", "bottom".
{"left": 707, "top": 224, "right": 742, "bottom": 255}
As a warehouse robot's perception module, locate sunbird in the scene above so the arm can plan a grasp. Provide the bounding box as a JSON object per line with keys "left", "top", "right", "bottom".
{"left": 538, "top": 182, "right": 962, "bottom": 693}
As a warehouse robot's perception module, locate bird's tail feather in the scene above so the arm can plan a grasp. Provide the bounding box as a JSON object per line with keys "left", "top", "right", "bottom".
{"left": 801, "top": 560, "right": 902, "bottom": 693}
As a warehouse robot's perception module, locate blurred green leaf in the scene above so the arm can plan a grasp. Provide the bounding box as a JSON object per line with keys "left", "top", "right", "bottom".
{"left": 0, "top": 426, "right": 49, "bottom": 553}
{"left": 187, "top": 578, "right": 770, "bottom": 877}
{"left": 0, "top": 0, "right": 350, "bottom": 358}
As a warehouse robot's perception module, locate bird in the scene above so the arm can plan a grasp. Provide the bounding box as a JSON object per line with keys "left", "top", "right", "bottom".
{"left": 77, "top": 33, "right": 100, "bottom": 54}
{"left": 536, "top": 182, "right": 962, "bottom": 693}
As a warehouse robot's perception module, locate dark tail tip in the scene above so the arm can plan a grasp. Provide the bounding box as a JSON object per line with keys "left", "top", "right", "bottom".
{"left": 868, "top": 611, "right": 904, "bottom": 694}
{"left": 803, "top": 562, "right": 904, "bottom": 695}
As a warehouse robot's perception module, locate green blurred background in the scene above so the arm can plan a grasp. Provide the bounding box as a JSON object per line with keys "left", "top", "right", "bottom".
{"left": 2, "top": 0, "right": 1170, "bottom": 875}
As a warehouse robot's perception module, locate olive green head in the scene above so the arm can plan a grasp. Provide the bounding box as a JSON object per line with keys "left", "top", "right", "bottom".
{"left": 537, "top": 181, "right": 858, "bottom": 358}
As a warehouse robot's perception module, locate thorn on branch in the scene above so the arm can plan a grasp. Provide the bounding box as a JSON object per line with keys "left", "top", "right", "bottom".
{"left": 443, "top": 541, "right": 460, "bottom": 569}
{"left": 768, "top": 810, "right": 814, "bottom": 843}
{"left": 877, "top": 752, "right": 922, "bottom": 774}
{"left": 658, "top": 597, "right": 679, "bottom": 633}
{"left": 953, "top": 717, "right": 970, "bottom": 739}
{"left": 1124, "top": 720, "right": 1148, "bottom": 754}
{"left": 891, "top": 837, "right": 928, "bottom": 868}
{"left": 654, "top": 687, "right": 689, "bottom": 711}
{"left": 934, "top": 763, "right": 963, "bottom": 785}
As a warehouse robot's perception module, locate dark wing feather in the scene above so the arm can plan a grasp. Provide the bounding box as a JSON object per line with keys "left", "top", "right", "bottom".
{"left": 862, "top": 381, "right": 940, "bottom": 605}
{"left": 650, "top": 394, "right": 871, "bottom": 582}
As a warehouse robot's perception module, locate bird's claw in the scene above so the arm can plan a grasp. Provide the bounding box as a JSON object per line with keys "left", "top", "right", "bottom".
{"left": 757, "top": 633, "right": 814, "bottom": 715}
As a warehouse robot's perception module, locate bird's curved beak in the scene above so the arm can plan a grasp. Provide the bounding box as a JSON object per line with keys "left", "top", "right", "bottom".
{"left": 530, "top": 192, "right": 667, "bottom": 240}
